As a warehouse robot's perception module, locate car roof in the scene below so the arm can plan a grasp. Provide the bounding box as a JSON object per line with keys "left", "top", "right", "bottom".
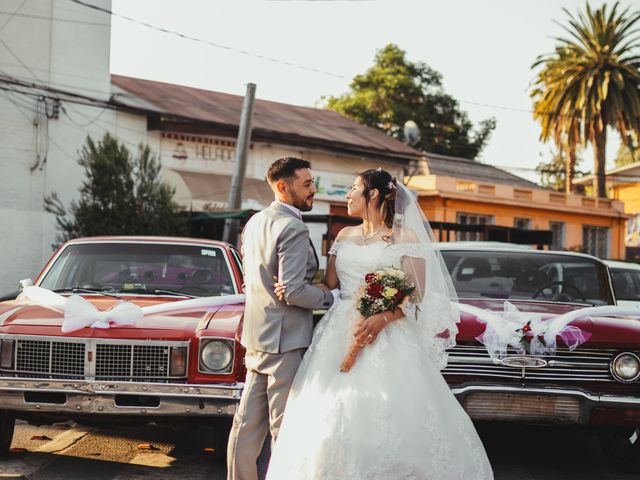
{"left": 65, "top": 236, "right": 231, "bottom": 248}
{"left": 604, "top": 259, "right": 640, "bottom": 271}
{"left": 435, "top": 242, "right": 603, "bottom": 262}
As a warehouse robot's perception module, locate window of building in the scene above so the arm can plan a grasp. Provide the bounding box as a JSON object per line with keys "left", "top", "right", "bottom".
{"left": 456, "top": 213, "right": 494, "bottom": 241}
{"left": 583, "top": 225, "right": 610, "bottom": 258}
{"left": 549, "top": 222, "right": 565, "bottom": 250}
{"left": 514, "top": 217, "right": 531, "bottom": 230}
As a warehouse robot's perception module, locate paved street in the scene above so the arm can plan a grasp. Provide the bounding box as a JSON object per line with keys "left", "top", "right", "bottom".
{"left": 1, "top": 420, "right": 637, "bottom": 479}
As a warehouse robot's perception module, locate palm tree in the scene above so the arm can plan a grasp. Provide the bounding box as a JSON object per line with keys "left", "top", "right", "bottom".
{"left": 531, "top": 2, "right": 640, "bottom": 198}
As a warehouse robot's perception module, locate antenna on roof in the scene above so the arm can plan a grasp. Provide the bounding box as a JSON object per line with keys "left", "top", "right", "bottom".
{"left": 403, "top": 120, "right": 421, "bottom": 146}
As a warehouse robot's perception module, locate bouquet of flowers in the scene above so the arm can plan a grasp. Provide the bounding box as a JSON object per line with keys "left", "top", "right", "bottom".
{"left": 341, "top": 267, "right": 415, "bottom": 373}
{"left": 356, "top": 267, "right": 415, "bottom": 318}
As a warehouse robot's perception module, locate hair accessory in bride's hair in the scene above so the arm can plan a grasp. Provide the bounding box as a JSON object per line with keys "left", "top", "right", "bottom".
{"left": 387, "top": 181, "right": 396, "bottom": 190}
{"left": 376, "top": 167, "right": 382, "bottom": 172}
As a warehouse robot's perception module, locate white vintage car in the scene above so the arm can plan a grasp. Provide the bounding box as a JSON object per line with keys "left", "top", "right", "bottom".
{"left": 604, "top": 259, "right": 640, "bottom": 308}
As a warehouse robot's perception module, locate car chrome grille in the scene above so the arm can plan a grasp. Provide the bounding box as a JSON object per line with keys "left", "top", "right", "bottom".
{"left": 16, "top": 339, "right": 85, "bottom": 378}
{"left": 444, "top": 345, "right": 615, "bottom": 382}
{"left": 10, "top": 337, "right": 187, "bottom": 382}
{"left": 96, "top": 344, "right": 171, "bottom": 380}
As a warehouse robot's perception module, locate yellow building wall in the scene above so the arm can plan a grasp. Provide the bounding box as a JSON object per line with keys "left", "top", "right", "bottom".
{"left": 613, "top": 183, "right": 640, "bottom": 214}
{"left": 419, "top": 196, "right": 626, "bottom": 259}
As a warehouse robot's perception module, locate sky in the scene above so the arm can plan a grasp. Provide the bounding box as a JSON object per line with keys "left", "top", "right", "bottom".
{"left": 109, "top": 0, "right": 638, "bottom": 183}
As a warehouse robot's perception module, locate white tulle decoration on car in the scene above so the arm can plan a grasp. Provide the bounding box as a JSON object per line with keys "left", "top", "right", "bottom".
{"left": 457, "top": 300, "right": 640, "bottom": 361}
{"left": 15, "top": 285, "right": 245, "bottom": 334}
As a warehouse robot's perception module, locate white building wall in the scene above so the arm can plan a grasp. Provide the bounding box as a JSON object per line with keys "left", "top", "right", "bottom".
{"left": 0, "top": 0, "right": 114, "bottom": 295}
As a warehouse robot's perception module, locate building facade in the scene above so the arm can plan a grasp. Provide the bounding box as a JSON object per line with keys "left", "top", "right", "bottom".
{"left": 574, "top": 161, "right": 640, "bottom": 258}
{"left": 408, "top": 154, "right": 628, "bottom": 259}
{"left": 0, "top": 0, "right": 117, "bottom": 295}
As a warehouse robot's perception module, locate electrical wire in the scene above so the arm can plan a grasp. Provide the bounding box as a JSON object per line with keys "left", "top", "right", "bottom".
{"left": 69, "top": 0, "right": 349, "bottom": 80}
{"left": 0, "top": 8, "right": 110, "bottom": 27}
{"left": 0, "top": 0, "right": 26, "bottom": 32}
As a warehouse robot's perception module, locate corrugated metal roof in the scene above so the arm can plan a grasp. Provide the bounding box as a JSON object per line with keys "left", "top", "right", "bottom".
{"left": 424, "top": 152, "right": 542, "bottom": 189}
{"left": 111, "top": 75, "right": 421, "bottom": 162}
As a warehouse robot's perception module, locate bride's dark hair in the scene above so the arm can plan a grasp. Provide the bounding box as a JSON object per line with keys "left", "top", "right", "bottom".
{"left": 358, "top": 168, "right": 398, "bottom": 229}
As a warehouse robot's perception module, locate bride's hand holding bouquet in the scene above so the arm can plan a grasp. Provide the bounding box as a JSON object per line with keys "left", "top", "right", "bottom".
{"left": 340, "top": 267, "right": 415, "bottom": 373}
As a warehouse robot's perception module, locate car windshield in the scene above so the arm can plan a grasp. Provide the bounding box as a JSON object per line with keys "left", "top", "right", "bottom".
{"left": 610, "top": 268, "right": 640, "bottom": 301}
{"left": 440, "top": 250, "right": 613, "bottom": 305}
{"left": 39, "top": 243, "right": 236, "bottom": 297}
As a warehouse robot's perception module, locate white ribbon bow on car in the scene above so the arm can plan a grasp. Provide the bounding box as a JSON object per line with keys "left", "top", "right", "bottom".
{"left": 62, "top": 295, "right": 143, "bottom": 333}
{"left": 15, "top": 285, "right": 246, "bottom": 334}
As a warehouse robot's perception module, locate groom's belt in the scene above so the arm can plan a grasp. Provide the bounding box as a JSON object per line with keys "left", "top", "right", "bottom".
{"left": 0, "top": 376, "right": 243, "bottom": 417}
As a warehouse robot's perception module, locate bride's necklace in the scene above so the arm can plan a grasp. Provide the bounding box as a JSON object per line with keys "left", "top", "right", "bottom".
{"left": 361, "top": 225, "right": 386, "bottom": 242}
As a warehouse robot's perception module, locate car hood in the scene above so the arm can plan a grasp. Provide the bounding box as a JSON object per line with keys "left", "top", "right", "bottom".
{"left": 0, "top": 296, "right": 243, "bottom": 339}
{"left": 457, "top": 299, "right": 640, "bottom": 348}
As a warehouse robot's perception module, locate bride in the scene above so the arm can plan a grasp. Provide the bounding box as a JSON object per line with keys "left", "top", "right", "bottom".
{"left": 265, "top": 168, "right": 493, "bottom": 479}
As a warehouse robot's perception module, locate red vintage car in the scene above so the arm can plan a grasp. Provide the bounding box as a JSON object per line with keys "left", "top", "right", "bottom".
{"left": 0, "top": 236, "right": 246, "bottom": 458}
{"left": 439, "top": 244, "right": 640, "bottom": 472}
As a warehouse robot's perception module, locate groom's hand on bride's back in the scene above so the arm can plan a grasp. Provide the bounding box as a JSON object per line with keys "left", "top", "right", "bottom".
{"left": 273, "top": 276, "right": 286, "bottom": 301}
{"left": 273, "top": 276, "right": 329, "bottom": 301}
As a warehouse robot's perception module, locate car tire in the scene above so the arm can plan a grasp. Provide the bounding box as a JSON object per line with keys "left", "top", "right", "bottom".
{"left": 598, "top": 428, "right": 640, "bottom": 472}
{"left": 0, "top": 411, "right": 15, "bottom": 456}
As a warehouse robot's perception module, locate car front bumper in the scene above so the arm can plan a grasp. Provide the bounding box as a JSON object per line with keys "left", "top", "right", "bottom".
{"left": 451, "top": 383, "right": 640, "bottom": 425}
{"left": 0, "top": 377, "right": 242, "bottom": 417}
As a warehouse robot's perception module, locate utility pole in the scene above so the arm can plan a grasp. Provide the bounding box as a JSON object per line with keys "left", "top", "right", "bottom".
{"left": 223, "top": 83, "right": 257, "bottom": 245}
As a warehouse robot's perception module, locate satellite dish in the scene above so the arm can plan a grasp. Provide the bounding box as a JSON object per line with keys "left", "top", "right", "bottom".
{"left": 403, "top": 120, "right": 421, "bottom": 146}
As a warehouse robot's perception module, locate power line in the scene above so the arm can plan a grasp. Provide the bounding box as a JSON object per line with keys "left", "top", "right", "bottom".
{"left": 0, "top": 8, "right": 110, "bottom": 27}
{"left": 2, "top": 2, "right": 607, "bottom": 120}
{"left": 0, "top": 0, "right": 26, "bottom": 32}
{"left": 68, "top": 0, "right": 349, "bottom": 80}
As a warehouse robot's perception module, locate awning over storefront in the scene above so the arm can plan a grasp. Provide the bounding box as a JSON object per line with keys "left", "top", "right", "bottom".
{"left": 191, "top": 210, "right": 253, "bottom": 221}
{"left": 175, "top": 170, "right": 273, "bottom": 209}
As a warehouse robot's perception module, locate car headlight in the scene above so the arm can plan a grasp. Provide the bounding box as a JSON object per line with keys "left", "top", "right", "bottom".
{"left": 0, "top": 339, "right": 14, "bottom": 370}
{"left": 199, "top": 340, "right": 233, "bottom": 373}
{"left": 610, "top": 352, "right": 640, "bottom": 383}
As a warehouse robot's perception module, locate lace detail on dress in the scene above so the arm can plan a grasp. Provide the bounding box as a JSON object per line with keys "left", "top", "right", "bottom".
{"left": 328, "top": 241, "right": 341, "bottom": 256}
{"left": 387, "top": 242, "right": 427, "bottom": 258}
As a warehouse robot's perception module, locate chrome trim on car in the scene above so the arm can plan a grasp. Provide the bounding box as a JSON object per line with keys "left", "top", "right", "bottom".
{"left": 0, "top": 334, "right": 190, "bottom": 382}
{"left": 0, "top": 376, "right": 243, "bottom": 416}
{"left": 450, "top": 384, "right": 640, "bottom": 407}
{"left": 444, "top": 345, "right": 617, "bottom": 382}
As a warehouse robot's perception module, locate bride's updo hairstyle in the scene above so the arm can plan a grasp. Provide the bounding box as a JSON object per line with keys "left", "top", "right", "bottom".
{"left": 358, "top": 168, "right": 398, "bottom": 229}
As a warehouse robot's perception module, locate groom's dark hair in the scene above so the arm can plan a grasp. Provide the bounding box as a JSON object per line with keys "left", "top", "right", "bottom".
{"left": 267, "top": 157, "right": 311, "bottom": 184}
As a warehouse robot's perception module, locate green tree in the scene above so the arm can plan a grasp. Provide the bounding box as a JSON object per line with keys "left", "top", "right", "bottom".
{"left": 325, "top": 44, "right": 496, "bottom": 159}
{"left": 614, "top": 132, "right": 639, "bottom": 167}
{"left": 45, "top": 133, "right": 187, "bottom": 247}
{"left": 531, "top": 2, "right": 640, "bottom": 198}
{"left": 536, "top": 148, "right": 589, "bottom": 192}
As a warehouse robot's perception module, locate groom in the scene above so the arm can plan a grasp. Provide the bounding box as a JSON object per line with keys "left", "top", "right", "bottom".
{"left": 227, "top": 157, "right": 337, "bottom": 480}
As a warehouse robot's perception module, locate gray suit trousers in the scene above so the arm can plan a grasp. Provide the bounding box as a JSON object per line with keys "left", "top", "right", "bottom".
{"left": 226, "top": 348, "right": 305, "bottom": 480}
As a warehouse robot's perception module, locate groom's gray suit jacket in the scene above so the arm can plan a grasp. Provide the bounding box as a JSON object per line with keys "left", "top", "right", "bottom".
{"left": 240, "top": 201, "right": 334, "bottom": 354}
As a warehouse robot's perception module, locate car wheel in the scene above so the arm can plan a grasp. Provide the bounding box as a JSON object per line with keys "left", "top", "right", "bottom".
{"left": 599, "top": 428, "right": 640, "bottom": 472}
{"left": 0, "top": 411, "right": 15, "bottom": 456}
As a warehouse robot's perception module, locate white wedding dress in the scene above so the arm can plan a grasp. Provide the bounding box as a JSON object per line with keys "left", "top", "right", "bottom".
{"left": 266, "top": 241, "right": 493, "bottom": 480}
